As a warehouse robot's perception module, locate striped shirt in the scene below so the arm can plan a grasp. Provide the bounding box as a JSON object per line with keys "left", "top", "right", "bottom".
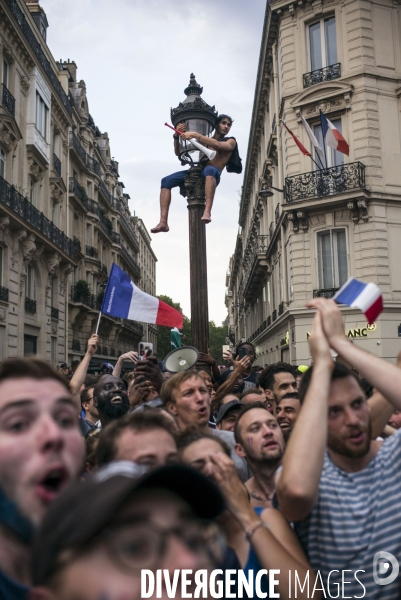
{"left": 295, "top": 429, "right": 401, "bottom": 599}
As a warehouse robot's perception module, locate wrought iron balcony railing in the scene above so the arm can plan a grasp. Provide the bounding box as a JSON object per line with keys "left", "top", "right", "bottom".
{"left": 123, "top": 318, "right": 144, "bottom": 336}
{"left": 25, "top": 297, "right": 36, "bottom": 314}
{"left": 4, "top": 0, "right": 72, "bottom": 115}
{"left": 69, "top": 177, "right": 87, "bottom": 207}
{"left": 99, "top": 180, "right": 112, "bottom": 207}
{"left": 101, "top": 264, "right": 108, "bottom": 275}
{"left": 275, "top": 203, "right": 280, "bottom": 224}
{"left": 119, "top": 214, "right": 140, "bottom": 250}
{"left": 120, "top": 245, "right": 141, "bottom": 280}
{"left": 0, "top": 175, "right": 80, "bottom": 259}
{"left": 71, "top": 286, "right": 101, "bottom": 310}
{"left": 285, "top": 162, "right": 366, "bottom": 204}
{"left": 278, "top": 301, "right": 284, "bottom": 316}
{"left": 111, "top": 231, "right": 121, "bottom": 245}
{"left": 272, "top": 309, "right": 277, "bottom": 322}
{"left": 69, "top": 131, "right": 86, "bottom": 164}
{"left": 98, "top": 216, "right": 113, "bottom": 240}
{"left": 53, "top": 153, "right": 61, "bottom": 177}
{"left": 313, "top": 287, "right": 339, "bottom": 299}
{"left": 86, "top": 155, "right": 101, "bottom": 177}
{"left": 2, "top": 83, "right": 15, "bottom": 117}
{"left": 51, "top": 306, "right": 59, "bottom": 320}
{"left": 85, "top": 245, "right": 99, "bottom": 259}
{"left": 303, "top": 63, "right": 341, "bottom": 88}
{"left": 0, "top": 286, "right": 9, "bottom": 303}
{"left": 85, "top": 198, "right": 99, "bottom": 216}
{"left": 72, "top": 339, "right": 81, "bottom": 351}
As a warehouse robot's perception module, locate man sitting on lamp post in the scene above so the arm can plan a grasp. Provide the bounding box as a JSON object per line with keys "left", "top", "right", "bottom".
{"left": 151, "top": 115, "right": 238, "bottom": 232}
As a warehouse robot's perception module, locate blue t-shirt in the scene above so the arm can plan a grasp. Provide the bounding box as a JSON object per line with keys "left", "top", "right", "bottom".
{"left": 0, "top": 570, "right": 29, "bottom": 600}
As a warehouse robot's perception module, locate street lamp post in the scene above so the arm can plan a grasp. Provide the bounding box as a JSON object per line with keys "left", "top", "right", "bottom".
{"left": 170, "top": 74, "right": 217, "bottom": 354}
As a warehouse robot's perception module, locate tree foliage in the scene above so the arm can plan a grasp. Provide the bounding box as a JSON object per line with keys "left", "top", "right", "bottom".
{"left": 156, "top": 295, "right": 191, "bottom": 360}
{"left": 156, "top": 295, "right": 228, "bottom": 364}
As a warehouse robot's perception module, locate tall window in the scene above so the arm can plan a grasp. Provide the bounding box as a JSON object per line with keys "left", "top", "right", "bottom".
{"left": 2, "top": 59, "right": 8, "bottom": 87}
{"left": 0, "top": 148, "right": 5, "bottom": 179}
{"left": 35, "top": 92, "right": 48, "bottom": 139}
{"left": 26, "top": 265, "right": 36, "bottom": 299}
{"left": 309, "top": 17, "right": 337, "bottom": 71}
{"left": 317, "top": 228, "right": 348, "bottom": 289}
{"left": 314, "top": 119, "right": 343, "bottom": 168}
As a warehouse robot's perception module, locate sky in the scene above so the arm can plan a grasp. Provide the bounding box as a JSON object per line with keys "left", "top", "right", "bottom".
{"left": 44, "top": 0, "right": 266, "bottom": 324}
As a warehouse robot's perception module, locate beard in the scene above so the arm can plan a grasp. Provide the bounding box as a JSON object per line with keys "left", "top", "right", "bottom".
{"left": 328, "top": 421, "right": 371, "bottom": 459}
{"left": 246, "top": 445, "right": 283, "bottom": 470}
{"left": 97, "top": 393, "right": 130, "bottom": 421}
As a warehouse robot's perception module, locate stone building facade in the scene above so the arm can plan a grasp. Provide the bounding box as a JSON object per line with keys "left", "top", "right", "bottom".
{"left": 0, "top": 0, "right": 157, "bottom": 366}
{"left": 227, "top": 0, "right": 401, "bottom": 366}
{"left": 134, "top": 216, "right": 157, "bottom": 350}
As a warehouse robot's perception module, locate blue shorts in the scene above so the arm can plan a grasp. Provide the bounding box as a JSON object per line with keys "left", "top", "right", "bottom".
{"left": 161, "top": 166, "right": 221, "bottom": 190}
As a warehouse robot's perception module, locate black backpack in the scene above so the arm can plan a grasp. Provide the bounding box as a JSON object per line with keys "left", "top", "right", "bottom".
{"left": 222, "top": 136, "right": 242, "bottom": 174}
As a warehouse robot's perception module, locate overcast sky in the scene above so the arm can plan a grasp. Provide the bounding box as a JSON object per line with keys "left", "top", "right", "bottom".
{"left": 45, "top": 0, "right": 266, "bottom": 324}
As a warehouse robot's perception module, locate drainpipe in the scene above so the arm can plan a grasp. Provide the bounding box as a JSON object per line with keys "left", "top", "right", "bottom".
{"left": 65, "top": 125, "right": 71, "bottom": 364}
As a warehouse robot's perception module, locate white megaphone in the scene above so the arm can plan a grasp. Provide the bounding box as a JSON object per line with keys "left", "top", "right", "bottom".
{"left": 187, "top": 138, "right": 216, "bottom": 161}
{"left": 164, "top": 346, "right": 199, "bottom": 373}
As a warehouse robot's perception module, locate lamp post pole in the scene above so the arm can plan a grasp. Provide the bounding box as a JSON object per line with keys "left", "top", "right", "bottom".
{"left": 171, "top": 74, "right": 218, "bottom": 355}
{"left": 181, "top": 166, "right": 209, "bottom": 353}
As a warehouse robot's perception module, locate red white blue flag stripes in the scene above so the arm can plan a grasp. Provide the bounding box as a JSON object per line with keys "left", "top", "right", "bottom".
{"left": 333, "top": 278, "right": 383, "bottom": 323}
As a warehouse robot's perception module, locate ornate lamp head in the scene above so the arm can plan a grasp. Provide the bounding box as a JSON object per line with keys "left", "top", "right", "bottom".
{"left": 170, "top": 74, "right": 218, "bottom": 166}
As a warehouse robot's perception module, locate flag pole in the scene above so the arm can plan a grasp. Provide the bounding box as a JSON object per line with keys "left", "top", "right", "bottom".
{"left": 95, "top": 311, "right": 102, "bottom": 335}
{"left": 319, "top": 110, "right": 329, "bottom": 170}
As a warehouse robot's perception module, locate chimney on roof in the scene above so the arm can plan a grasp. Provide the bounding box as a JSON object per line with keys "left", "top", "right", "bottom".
{"left": 25, "top": 0, "right": 49, "bottom": 42}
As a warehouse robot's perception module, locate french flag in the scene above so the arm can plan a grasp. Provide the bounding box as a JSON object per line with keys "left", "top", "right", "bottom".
{"left": 333, "top": 278, "right": 383, "bottom": 323}
{"left": 320, "top": 110, "right": 349, "bottom": 156}
{"left": 101, "top": 263, "right": 183, "bottom": 328}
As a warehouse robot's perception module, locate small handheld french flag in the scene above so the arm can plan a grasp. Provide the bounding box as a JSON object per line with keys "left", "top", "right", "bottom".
{"left": 333, "top": 278, "right": 383, "bottom": 323}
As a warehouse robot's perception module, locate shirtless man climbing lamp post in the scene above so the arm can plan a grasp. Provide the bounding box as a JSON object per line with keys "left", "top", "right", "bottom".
{"left": 151, "top": 74, "right": 241, "bottom": 355}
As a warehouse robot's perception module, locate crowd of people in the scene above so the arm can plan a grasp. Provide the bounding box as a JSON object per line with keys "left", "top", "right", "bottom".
{"left": 0, "top": 299, "right": 400, "bottom": 599}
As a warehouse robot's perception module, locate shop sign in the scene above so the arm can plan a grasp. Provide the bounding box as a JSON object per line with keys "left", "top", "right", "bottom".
{"left": 307, "top": 322, "right": 376, "bottom": 340}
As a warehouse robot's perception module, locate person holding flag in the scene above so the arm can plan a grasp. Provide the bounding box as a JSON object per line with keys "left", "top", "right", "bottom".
{"left": 170, "top": 327, "right": 184, "bottom": 350}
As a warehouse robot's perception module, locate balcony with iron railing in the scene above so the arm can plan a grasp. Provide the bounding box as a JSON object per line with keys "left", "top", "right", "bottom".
{"left": 70, "top": 285, "right": 101, "bottom": 310}
{"left": 72, "top": 339, "right": 81, "bottom": 351}
{"left": 272, "top": 309, "right": 277, "bottom": 322}
{"left": 51, "top": 306, "right": 59, "bottom": 320}
{"left": 0, "top": 286, "right": 9, "bottom": 303}
{"left": 120, "top": 213, "right": 140, "bottom": 251}
{"left": 85, "top": 245, "right": 99, "bottom": 259}
{"left": 69, "top": 177, "right": 88, "bottom": 211}
{"left": 101, "top": 264, "right": 108, "bottom": 275}
{"left": 4, "top": 0, "right": 72, "bottom": 115}
{"left": 69, "top": 131, "right": 86, "bottom": 165}
{"left": 313, "top": 287, "right": 339, "bottom": 299}
{"left": 85, "top": 198, "right": 99, "bottom": 216}
{"left": 0, "top": 175, "right": 80, "bottom": 259}
{"left": 285, "top": 162, "right": 366, "bottom": 204}
{"left": 98, "top": 215, "right": 113, "bottom": 241}
{"left": 99, "top": 180, "right": 112, "bottom": 208}
{"left": 120, "top": 245, "right": 141, "bottom": 280}
{"left": 243, "top": 235, "right": 269, "bottom": 303}
{"left": 278, "top": 301, "right": 284, "bottom": 316}
{"left": 25, "top": 297, "right": 36, "bottom": 314}
{"left": 53, "top": 153, "right": 61, "bottom": 177}
{"left": 303, "top": 63, "right": 341, "bottom": 88}
{"left": 111, "top": 231, "right": 121, "bottom": 245}
{"left": 2, "top": 83, "right": 15, "bottom": 117}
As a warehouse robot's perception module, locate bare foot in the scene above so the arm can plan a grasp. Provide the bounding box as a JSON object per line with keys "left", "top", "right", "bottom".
{"left": 151, "top": 222, "right": 169, "bottom": 233}
{"left": 201, "top": 212, "right": 211, "bottom": 224}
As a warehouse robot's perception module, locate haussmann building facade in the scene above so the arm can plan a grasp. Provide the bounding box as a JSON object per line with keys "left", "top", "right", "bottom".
{"left": 226, "top": 0, "right": 401, "bottom": 366}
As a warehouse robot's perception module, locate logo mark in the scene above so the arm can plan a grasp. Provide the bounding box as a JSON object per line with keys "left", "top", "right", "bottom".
{"left": 373, "top": 551, "right": 399, "bottom": 586}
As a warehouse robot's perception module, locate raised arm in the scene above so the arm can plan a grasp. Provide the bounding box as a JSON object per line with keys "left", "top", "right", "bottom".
{"left": 276, "top": 311, "right": 333, "bottom": 521}
{"left": 198, "top": 349, "right": 221, "bottom": 382}
{"left": 210, "top": 453, "right": 319, "bottom": 600}
{"left": 307, "top": 299, "right": 401, "bottom": 411}
{"left": 69, "top": 334, "right": 99, "bottom": 410}
{"left": 211, "top": 356, "right": 250, "bottom": 411}
{"left": 112, "top": 351, "right": 138, "bottom": 378}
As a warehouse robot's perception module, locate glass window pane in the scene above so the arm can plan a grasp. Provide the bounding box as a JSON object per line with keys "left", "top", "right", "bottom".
{"left": 309, "top": 22, "right": 322, "bottom": 71}
{"left": 313, "top": 124, "right": 325, "bottom": 168}
{"left": 325, "top": 17, "right": 337, "bottom": 66}
{"left": 334, "top": 229, "right": 348, "bottom": 286}
{"left": 319, "top": 231, "right": 333, "bottom": 288}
